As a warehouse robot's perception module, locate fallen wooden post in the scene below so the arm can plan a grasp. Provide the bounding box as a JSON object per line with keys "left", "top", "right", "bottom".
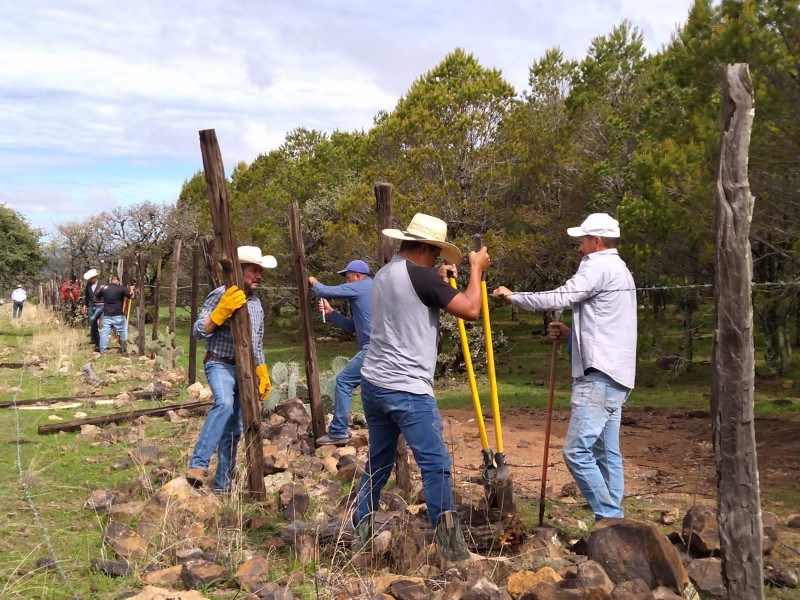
{"left": 1, "top": 389, "right": 179, "bottom": 409}
{"left": 37, "top": 399, "right": 211, "bottom": 434}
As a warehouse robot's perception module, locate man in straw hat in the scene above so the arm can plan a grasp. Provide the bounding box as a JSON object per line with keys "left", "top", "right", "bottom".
{"left": 82, "top": 268, "right": 104, "bottom": 351}
{"left": 352, "top": 213, "right": 490, "bottom": 561}
{"left": 185, "top": 245, "right": 277, "bottom": 493}
{"left": 308, "top": 258, "right": 373, "bottom": 446}
{"left": 492, "top": 212, "right": 637, "bottom": 521}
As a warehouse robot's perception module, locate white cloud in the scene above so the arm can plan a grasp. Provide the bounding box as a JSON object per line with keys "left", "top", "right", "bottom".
{"left": 0, "top": 0, "right": 692, "bottom": 233}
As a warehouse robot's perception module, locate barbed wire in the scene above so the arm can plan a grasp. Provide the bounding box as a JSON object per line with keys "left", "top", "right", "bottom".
{"left": 10, "top": 361, "right": 80, "bottom": 599}
{"left": 131, "top": 281, "right": 799, "bottom": 294}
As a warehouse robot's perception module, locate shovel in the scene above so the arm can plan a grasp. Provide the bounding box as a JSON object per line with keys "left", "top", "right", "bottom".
{"left": 539, "top": 309, "right": 563, "bottom": 526}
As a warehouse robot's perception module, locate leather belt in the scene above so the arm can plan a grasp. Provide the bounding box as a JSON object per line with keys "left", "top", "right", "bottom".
{"left": 204, "top": 351, "right": 236, "bottom": 365}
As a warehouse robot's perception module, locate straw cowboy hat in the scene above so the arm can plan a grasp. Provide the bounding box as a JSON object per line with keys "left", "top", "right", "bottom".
{"left": 382, "top": 213, "right": 462, "bottom": 264}
{"left": 237, "top": 245, "right": 277, "bottom": 269}
{"left": 83, "top": 268, "right": 99, "bottom": 281}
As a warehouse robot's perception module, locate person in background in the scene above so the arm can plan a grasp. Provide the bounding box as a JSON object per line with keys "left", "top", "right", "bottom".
{"left": 82, "top": 269, "right": 104, "bottom": 351}
{"left": 308, "top": 259, "right": 373, "bottom": 446}
{"left": 10, "top": 284, "right": 26, "bottom": 318}
{"left": 185, "top": 246, "right": 276, "bottom": 493}
{"left": 96, "top": 276, "right": 135, "bottom": 354}
{"left": 492, "top": 212, "right": 637, "bottom": 521}
{"left": 59, "top": 274, "right": 81, "bottom": 324}
{"left": 352, "top": 213, "right": 490, "bottom": 562}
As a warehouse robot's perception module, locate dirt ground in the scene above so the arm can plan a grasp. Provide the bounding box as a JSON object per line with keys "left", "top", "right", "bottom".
{"left": 440, "top": 406, "right": 800, "bottom": 532}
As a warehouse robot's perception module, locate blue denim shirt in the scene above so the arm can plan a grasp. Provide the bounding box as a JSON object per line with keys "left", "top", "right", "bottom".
{"left": 312, "top": 277, "right": 372, "bottom": 349}
{"left": 510, "top": 249, "right": 637, "bottom": 389}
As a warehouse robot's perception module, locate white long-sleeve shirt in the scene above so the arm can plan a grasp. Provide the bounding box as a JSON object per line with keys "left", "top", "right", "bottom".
{"left": 10, "top": 288, "right": 26, "bottom": 303}
{"left": 509, "top": 249, "right": 637, "bottom": 389}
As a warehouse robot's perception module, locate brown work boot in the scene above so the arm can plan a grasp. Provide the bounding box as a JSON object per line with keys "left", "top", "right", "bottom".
{"left": 185, "top": 467, "right": 205, "bottom": 487}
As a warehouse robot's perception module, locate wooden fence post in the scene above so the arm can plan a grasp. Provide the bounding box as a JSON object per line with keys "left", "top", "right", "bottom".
{"left": 168, "top": 239, "right": 182, "bottom": 336}
{"left": 712, "top": 62, "right": 763, "bottom": 600}
{"left": 373, "top": 182, "right": 411, "bottom": 494}
{"left": 288, "top": 200, "right": 326, "bottom": 441}
{"left": 136, "top": 254, "right": 147, "bottom": 356}
{"left": 199, "top": 128, "right": 265, "bottom": 499}
{"left": 188, "top": 247, "right": 199, "bottom": 385}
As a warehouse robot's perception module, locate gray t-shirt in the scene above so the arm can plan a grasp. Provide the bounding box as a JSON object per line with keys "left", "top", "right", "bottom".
{"left": 361, "top": 255, "right": 457, "bottom": 396}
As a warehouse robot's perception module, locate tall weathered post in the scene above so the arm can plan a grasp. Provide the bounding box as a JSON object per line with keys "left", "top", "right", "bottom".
{"left": 288, "top": 200, "right": 325, "bottom": 441}
{"left": 136, "top": 254, "right": 147, "bottom": 356}
{"left": 168, "top": 239, "right": 182, "bottom": 336}
{"left": 373, "top": 182, "right": 411, "bottom": 493}
{"left": 188, "top": 247, "right": 200, "bottom": 385}
{"left": 199, "top": 128, "right": 265, "bottom": 499}
{"left": 712, "top": 63, "right": 763, "bottom": 600}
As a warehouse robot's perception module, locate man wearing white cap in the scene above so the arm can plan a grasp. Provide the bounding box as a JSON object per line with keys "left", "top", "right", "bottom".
{"left": 82, "top": 268, "right": 104, "bottom": 351}
{"left": 308, "top": 259, "right": 373, "bottom": 446}
{"left": 185, "top": 245, "right": 277, "bottom": 492}
{"left": 352, "top": 213, "right": 490, "bottom": 562}
{"left": 493, "top": 212, "right": 637, "bottom": 521}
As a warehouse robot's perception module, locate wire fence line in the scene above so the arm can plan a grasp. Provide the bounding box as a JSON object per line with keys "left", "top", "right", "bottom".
{"left": 10, "top": 361, "right": 80, "bottom": 599}
{"left": 135, "top": 281, "right": 800, "bottom": 295}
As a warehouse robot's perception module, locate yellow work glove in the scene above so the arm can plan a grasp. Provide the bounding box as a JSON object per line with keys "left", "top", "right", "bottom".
{"left": 210, "top": 285, "right": 246, "bottom": 326}
{"left": 256, "top": 363, "right": 271, "bottom": 400}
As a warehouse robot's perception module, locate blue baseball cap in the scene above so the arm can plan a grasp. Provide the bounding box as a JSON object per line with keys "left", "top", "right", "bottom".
{"left": 337, "top": 259, "right": 371, "bottom": 275}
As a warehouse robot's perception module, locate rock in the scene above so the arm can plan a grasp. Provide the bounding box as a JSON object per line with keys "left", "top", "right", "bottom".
{"left": 141, "top": 565, "right": 183, "bottom": 587}
{"left": 136, "top": 477, "right": 222, "bottom": 545}
{"left": 518, "top": 582, "right": 585, "bottom": 599}
{"left": 273, "top": 398, "right": 311, "bottom": 425}
{"left": 85, "top": 488, "right": 114, "bottom": 512}
{"left": 235, "top": 554, "right": 270, "bottom": 592}
{"left": 279, "top": 482, "right": 309, "bottom": 520}
{"left": 686, "top": 558, "right": 725, "bottom": 599}
{"left": 91, "top": 558, "right": 132, "bottom": 577}
{"left": 762, "top": 511, "right": 779, "bottom": 555}
{"left": 506, "top": 568, "right": 562, "bottom": 596}
{"left": 175, "top": 548, "right": 204, "bottom": 563}
{"left": 765, "top": 565, "right": 798, "bottom": 588}
{"left": 648, "top": 587, "right": 684, "bottom": 599}
{"left": 461, "top": 576, "right": 509, "bottom": 600}
{"left": 126, "top": 584, "right": 208, "bottom": 599}
{"left": 681, "top": 507, "right": 719, "bottom": 557}
{"left": 387, "top": 578, "right": 429, "bottom": 600}
{"left": 788, "top": 515, "right": 800, "bottom": 528}
{"left": 610, "top": 578, "right": 651, "bottom": 599}
{"left": 583, "top": 518, "right": 688, "bottom": 594}
{"left": 34, "top": 557, "right": 57, "bottom": 571}
{"left": 180, "top": 560, "right": 227, "bottom": 590}
{"left": 102, "top": 521, "right": 148, "bottom": 560}
{"left": 575, "top": 560, "right": 614, "bottom": 598}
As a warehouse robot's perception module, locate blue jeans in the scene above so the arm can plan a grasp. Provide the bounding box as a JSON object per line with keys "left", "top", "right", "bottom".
{"left": 327, "top": 348, "right": 366, "bottom": 438}
{"left": 87, "top": 304, "right": 103, "bottom": 345}
{"left": 12, "top": 301, "right": 23, "bottom": 318}
{"left": 189, "top": 361, "right": 242, "bottom": 491}
{"left": 353, "top": 378, "right": 454, "bottom": 528}
{"left": 99, "top": 315, "right": 128, "bottom": 352}
{"left": 562, "top": 370, "right": 631, "bottom": 519}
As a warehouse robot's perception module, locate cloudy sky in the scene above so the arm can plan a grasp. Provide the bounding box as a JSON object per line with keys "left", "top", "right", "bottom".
{"left": 0, "top": 0, "right": 693, "bottom": 235}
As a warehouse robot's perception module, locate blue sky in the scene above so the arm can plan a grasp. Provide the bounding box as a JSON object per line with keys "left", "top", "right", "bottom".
{"left": 0, "top": 0, "right": 693, "bottom": 236}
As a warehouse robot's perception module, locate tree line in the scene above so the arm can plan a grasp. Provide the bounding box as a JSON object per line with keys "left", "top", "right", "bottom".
{"left": 14, "top": 0, "right": 797, "bottom": 376}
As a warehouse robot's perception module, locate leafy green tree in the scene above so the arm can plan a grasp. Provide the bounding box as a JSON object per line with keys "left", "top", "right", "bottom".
{"left": 0, "top": 205, "right": 44, "bottom": 289}
{"left": 365, "top": 48, "right": 518, "bottom": 254}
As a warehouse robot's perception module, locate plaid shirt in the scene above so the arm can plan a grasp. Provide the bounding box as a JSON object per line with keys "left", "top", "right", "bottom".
{"left": 192, "top": 286, "right": 265, "bottom": 365}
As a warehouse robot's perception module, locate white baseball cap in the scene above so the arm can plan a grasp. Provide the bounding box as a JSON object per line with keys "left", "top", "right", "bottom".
{"left": 567, "top": 213, "right": 620, "bottom": 238}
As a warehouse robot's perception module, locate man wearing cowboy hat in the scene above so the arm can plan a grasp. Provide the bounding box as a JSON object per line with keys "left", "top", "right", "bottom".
{"left": 352, "top": 213, "right": 490, "bottom": 561}
{"left": 492, "top": 212, "right": 637, "bottom": 521}
{"left": 82, "top": 268, "right": 104, "bottom": 351}
{"left": 308, "top": 259, "right": 373, "bottom": 446}
{"left": 185, "top": 245, "right": 277, "bottom": 492}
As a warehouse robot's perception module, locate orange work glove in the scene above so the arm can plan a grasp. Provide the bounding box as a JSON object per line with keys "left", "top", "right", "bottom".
{"left": 256, "top": 363, "right": 271, "bottom": 400}
{"left": 210, "top": 285, "right": 246, "bottom": 326}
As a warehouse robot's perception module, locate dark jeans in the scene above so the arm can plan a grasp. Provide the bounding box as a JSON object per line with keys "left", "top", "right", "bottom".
{"left": 87, "top": 304, "right": 103, "bottom": 345}
{"left": 12, "top": 301, "right": 23, "bottom": 319}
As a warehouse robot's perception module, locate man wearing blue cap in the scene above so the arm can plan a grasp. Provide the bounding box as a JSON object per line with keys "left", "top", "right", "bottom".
{"left": 308, "top": 259, "right": 373, "bottom": 446}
